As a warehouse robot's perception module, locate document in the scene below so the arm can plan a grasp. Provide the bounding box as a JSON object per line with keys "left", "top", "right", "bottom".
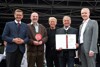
{"left": 56, "top": 34, "right": 76, "bottom": 49}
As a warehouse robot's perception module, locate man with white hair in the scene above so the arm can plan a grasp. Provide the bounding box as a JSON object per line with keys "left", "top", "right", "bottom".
{"left": 45, "top": 17, "right": 59, "bottom": 67}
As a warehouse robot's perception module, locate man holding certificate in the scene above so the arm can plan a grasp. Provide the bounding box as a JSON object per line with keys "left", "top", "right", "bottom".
{"left": 56, "top": 16, "right": 79, "bottom": 67}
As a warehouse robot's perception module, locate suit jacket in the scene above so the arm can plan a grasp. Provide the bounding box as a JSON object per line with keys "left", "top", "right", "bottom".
{"left": 56, "top": 27, "right": 78, "bottom": 57}
{"left": 27, "top": 23, "right": 48, "bottom": 53}
{"left": 2, "top": 21, "right": 29, "bottom": 53}
{"left": 79, "top": 19, "right": 98, "bottom": 53}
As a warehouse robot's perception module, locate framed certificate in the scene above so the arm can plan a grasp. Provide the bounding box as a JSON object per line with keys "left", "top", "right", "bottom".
{"left": 56, "top": 34, "right": 76, "bottom": 49}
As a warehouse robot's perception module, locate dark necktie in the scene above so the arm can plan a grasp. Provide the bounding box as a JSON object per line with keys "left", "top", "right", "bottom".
{"left": 18, "top": 22, "right": 20, "bottom": 28}
{"left": 17, "top": 22, "right": 20, "bottom": 33}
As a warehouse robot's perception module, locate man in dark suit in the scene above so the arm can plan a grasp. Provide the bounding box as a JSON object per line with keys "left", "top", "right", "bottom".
{"left": 56, "top": 16, "right": 79, "bottom": 67}
{"left": 27, "top": 12, "right": 48, "bottom": 67}
{"left": 79, "top": 8, "right": 98, "bottom": 67}
{"left": 2, "top": 9, "right": 29, "bottom": 67}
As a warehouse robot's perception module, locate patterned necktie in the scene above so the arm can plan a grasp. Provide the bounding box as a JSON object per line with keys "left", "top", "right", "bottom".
{"left": 18, "top": 22, "right": 20, "bottom": 28}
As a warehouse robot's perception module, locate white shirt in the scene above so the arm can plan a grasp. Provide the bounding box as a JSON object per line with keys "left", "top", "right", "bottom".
{"left": 80, "top": 18, "right": 90, "bottom": 43}
{"left": 64, "top": 26, "right": 70, "bottom": 32}
{"left": 15, "top": 20, "right": 21, "bottom": 24}
{"left": 31, "top": 22, "right": 39, "bottom": 33}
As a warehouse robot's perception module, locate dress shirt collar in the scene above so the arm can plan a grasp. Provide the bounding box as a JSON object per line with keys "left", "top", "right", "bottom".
{"left": 31, "top": 22, "right": 39, "bottom": 26}
{"left": 82, "top": 18, "right": 90, "bottom": 24}
{"left": 64, "top": 26, "right": 70, "bottom": 31}
{"left": 15, "top": 20, "right": 21, "bottom": 24}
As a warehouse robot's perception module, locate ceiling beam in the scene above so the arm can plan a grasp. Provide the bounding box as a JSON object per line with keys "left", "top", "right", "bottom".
{"left": 0, "top": 3, "right": 100, "bottom": 9}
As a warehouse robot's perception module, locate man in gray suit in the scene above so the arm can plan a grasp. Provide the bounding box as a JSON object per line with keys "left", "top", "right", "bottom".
{"left": 79, "top": 8, "right": 98, "bottom": 67}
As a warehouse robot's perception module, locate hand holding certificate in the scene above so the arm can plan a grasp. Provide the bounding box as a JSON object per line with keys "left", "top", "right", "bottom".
{"left": 56, "top": 34, "right": 76, "bottom": 49}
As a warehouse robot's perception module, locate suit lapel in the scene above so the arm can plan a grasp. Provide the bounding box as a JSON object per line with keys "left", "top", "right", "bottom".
{"left": 62, "top": 28, "right": 66, "bottom": 34}
{"left": 79, "top": 24, "right": 83, "bottom": 35}
{"left": 31, "top": 24, "right": 36, "bottom": 36}
{"left": 13, "top": 21, "right": 18, "bottom": 29}
{"left": 67, "top": 27, "right": 72, "bottom": 34}
{"left": 28, "top": 24, "right": 37, "bottom": 40}
{"left": 84, "top": 19, "right": 91, "bottom": 34}
{"left": 80, "top": 24, "right": 83, "bottom": 30}
{"left": 19, "top": 23, "right": 23, "bottom": 33}
{"left": 13, "top": 21, "right": 19, "bottom": 34}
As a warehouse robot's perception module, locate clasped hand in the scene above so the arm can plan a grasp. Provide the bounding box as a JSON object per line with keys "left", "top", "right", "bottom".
{"left": 13, "top": 38, "right": 24, "bottom": 45}
{"left": 33, "top": 41, "right": 43, "bottom": 46}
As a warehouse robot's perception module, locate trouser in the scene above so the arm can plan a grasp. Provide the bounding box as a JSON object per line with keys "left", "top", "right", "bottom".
{"left": 6, "top": 48, "right": 23, "bottom": 67}
{"left": 27, "top": 51, "right": 44, "bottom": 67}
{"left": 79, "top": 45, "right": 96, "bottom": 67}
{"left": 45, "top": 50, "right": 59, "bottom": 67}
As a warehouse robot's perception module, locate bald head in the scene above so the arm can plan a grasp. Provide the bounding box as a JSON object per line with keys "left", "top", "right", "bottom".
{"left": 31, "top": 12, "right": 38, "bottom": 17}
{"left": 30, "top": 12, "right": 39, "bottom": 23}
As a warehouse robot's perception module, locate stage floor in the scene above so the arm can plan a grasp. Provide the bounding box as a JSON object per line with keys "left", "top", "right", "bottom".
{"left": 0, "top": 59, "right": 100, "bottom": 67}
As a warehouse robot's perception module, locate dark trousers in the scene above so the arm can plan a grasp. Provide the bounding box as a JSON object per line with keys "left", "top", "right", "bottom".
{"left": 45, "top": 51, "right": 59, "bottom": 67}
{"left": 6, "top": 48, "right": 23, "bottom": 67}
{"left": 0, "top": 59, "right": 6, "bottom": 67}
{"left": 58, "top": 53, "right": 75, "bottom": 67}
{"left": 27, "top": 51, "right": 44, "bottom": 67}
